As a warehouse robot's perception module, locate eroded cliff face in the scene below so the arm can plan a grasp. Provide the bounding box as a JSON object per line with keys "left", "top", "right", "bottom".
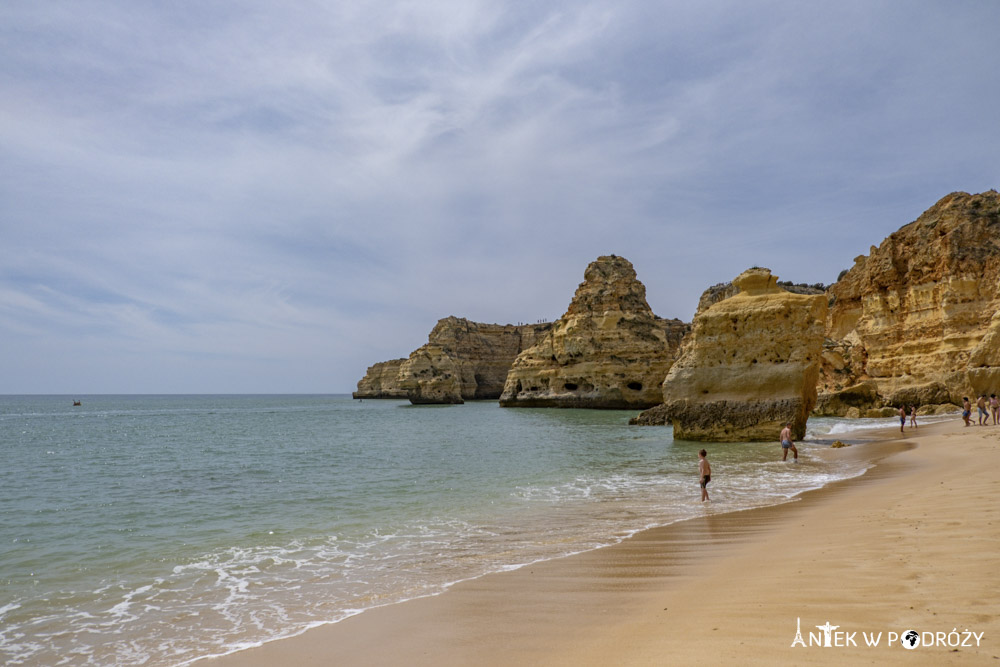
{"left": 395, "top": 317, "right": 551, "bottom": 404}
{"left": 968, "top": 310, "right": 1000, "bottom": 396}
{"left": 657, "top": 268, "right": 827, "bottom": 441}
{"left": 353, "top": 359, "right": 408, "bottom": 399}
{"left": 356, "top": 192, "right": 999, "bottom": 417}
{"left": 823, "top": 190, "right": 1000, "bottom": 406}
{"left": 499, "top": 255, "right": 689, "bottom": 409}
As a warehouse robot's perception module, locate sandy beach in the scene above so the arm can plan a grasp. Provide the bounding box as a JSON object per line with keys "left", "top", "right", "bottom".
{"left": 207, "top": 418, "right": 999, "bottom": 666}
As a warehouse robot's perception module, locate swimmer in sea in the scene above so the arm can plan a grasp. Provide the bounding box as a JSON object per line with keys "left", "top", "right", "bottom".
{"left": 698, "top": 449, "right": 711, "bottom": 502}
{"left": 780, "top": 422, "right": 798, "bottom": 462}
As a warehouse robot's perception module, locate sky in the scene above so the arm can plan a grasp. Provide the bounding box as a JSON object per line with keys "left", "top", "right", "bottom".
{"left": 2, "top": 1, "right": 999, "bottom": 394}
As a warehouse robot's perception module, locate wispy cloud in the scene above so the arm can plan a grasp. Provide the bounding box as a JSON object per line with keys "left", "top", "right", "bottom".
{"left": 1, "top": 1, "right": 998, "bottom": 392}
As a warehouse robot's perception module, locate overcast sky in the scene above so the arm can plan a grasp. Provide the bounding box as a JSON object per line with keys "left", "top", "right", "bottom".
{"left": 2, "top": 1, "right": 998, "bottom": 394}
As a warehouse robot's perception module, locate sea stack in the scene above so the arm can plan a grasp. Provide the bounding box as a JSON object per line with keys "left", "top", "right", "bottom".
{"left": 660, "top": 267, "right": 827, "bottom": 441}
{"left": 499, "top": 255, "right": 689, "bottom": 409}
{"left": 823, "top": 190, "right": 1000, "bottom": 407}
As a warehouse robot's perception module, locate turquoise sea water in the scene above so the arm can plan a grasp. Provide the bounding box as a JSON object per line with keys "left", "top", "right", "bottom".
{"left": 1, "top": 395, "right": 896, "bottom": 666}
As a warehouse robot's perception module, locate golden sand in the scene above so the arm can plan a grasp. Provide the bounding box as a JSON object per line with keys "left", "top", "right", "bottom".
{"left": 206, "top": 419, "right": 999, "bottom": 666}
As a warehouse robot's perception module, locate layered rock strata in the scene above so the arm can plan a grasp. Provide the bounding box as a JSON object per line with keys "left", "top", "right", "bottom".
{"left": 697, "top": 280, "right": 826, "bottom": 316}
{"left": 395, "top": 317, "right": 552, "bottom": 404}
{"left": 500, "top": 255, "right": 689, "bottom": 409}
{"left": 356, "top": 191, "right": 1000, "bottom": 417}
{"left": 353, "top": 359, "right": 408, "bottom": 399}
{"left": 968, "top": 311, "right": 1000, "bottom": 396}
{"left": 823, "top": 190, "right": 1000, "bottom": 406}
{"left": 653, "top": 268, "right": 827, "bottom": 441}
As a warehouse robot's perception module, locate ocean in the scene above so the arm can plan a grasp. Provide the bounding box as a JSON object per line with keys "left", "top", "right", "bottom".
{"left": 0, "top": 394, "right": 905, "bottom": 666}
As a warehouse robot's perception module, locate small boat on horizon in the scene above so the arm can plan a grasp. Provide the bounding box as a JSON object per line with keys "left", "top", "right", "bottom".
{"left": 73, "top": 400, "right": 81, "bottom": 406}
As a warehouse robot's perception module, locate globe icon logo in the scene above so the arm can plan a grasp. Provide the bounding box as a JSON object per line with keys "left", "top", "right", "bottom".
{"left": 901, "top": 630, "right": 920, "bottom": 649}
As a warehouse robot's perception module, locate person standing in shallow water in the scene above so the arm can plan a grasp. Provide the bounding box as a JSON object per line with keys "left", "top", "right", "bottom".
{"left": 909, "top": 405, "right": 918, "bottom": 428}
{"left": 698, "top": 449, "right": 711, "bottom": 502}
{"left": 898, "top": 406, "right": 906, "bottom": 433}
{"left": 780, "top": 422, "right": 798, "bottom": 462}
{"left": 963, "top": 397, "right": 972, "bottom": 426}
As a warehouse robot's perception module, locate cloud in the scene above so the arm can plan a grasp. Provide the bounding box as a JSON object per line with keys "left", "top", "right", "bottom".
{"left": 1, "top": 1, "right": 998, "bottom": 392}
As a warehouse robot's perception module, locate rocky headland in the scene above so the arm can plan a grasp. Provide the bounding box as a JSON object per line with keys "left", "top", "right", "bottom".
{"left": 357, "top": 317, "right": 551, "bottom": 404}
{"left": 353, "top": 190, "right": 1000, "bottom": 428}
{"left": 353, "top": 359, "right": 408, "bottom": 399}
{"left": 819, "top": 190, "right": 1000, "bottom": 412}
{"left": 499, "top": 255, "right": 689, "bottom": 409}
{"left": 634, "top": 268, "right": 826, "bottom": 441}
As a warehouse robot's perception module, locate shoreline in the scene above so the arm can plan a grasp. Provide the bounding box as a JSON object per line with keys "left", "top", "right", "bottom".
{"left": 203, "top": 419, "right": 998, "bottom": 666}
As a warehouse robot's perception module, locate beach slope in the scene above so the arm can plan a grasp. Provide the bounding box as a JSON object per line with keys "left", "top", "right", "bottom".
{"left": 207, "top": 420, "right": 999, "bottom": 666}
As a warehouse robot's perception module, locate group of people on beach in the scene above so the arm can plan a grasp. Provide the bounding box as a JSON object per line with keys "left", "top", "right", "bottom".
{"left": 699, "top": 395, "right": 1000, "bottom": 501}
{"left": 962, "top": 394, "right": 1000, "bottom": 426}
{"left": 697, "top": 421, "right": 799, "bottom": 502}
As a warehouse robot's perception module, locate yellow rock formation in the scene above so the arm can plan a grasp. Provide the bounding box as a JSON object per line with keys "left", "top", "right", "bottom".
{"left": 353, "top": 359, "right": 408, "bottom": 399}
{"left": 968, "top": 311, "right": 1000, "bottom": 396}
{"left": 824, "top": 190, "right": 1000, "bottom": 405}
{"left": 500, "top": 256, "right": 689, "bottom": 409}
{"left": 660, "top": 268, "right": 827, "bottom": 441}
{"left": 395, "top": 317, "right": 551, "bottom": 404}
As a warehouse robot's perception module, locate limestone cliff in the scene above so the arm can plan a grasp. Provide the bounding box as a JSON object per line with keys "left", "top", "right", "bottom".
{"left": 655, "top": 268, "right": 827, "bottom": 441}
{"left": 696, "top": 282, "right": 740, "bottom": 315}
{"left": 499, "top": 255, "right": 690, "bottom": 409}
{"left": 353, "top": 359, "right": 407, "bottom": 399}
{"left": 823, "top": 190, "right": 1000, "bottom": 405}
{"left": 968, "top": 310, "right": 1000, "bottom": 396}
{"left": 696, "top": 280, "right": 825, "bottom": 316}
{"left": 396, "top": 317, "right": 552, "bottom": 404}
{"left": 812, "top": 381, "right": 880, "bottom": 417}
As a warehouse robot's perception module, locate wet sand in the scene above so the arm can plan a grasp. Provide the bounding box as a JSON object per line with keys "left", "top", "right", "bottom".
{"left": 206, "top": 419, "right": 999, "bottom": 666}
